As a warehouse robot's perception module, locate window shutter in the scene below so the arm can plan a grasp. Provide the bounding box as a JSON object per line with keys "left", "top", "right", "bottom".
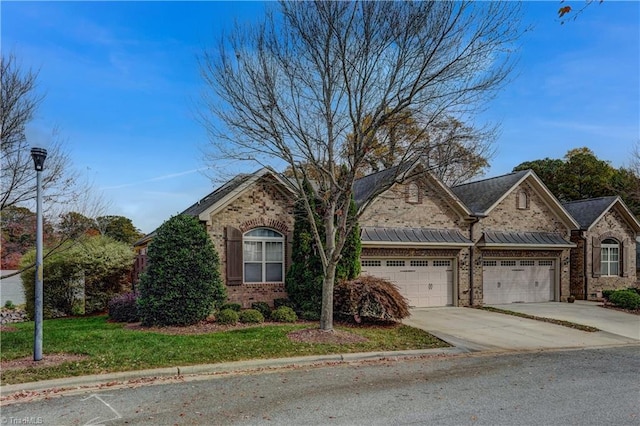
{"left": 225, "top": 226, "right": 243, "bottom": 286}
{"left": 621, "top": 239, "right": 629, "bottom": 277}
{"left": 592, "top": 237, "right": 601, "bottom": 278}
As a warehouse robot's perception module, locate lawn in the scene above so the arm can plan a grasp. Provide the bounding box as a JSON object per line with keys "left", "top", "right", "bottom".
{"left": 0, "top": 316, "right": 448, "bottom": 385}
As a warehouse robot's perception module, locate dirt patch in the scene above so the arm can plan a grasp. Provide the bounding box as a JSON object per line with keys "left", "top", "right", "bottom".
{"left": 600, "top": 302, "right": 640, "bottom": 316}
{"left": 287, "top": 328, "right": 369, "bottom": 344}
{"left": 0, "top": 325, "right": 19, "bottom": 332}
{"left": 1, "top": 354, "right": 89, "bottom": 371}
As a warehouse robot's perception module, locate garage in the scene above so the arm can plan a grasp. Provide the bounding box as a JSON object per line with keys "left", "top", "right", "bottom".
{"left": 361, "top": 258, "right": 454, "bottom": 307}
{"left": 482, "top": 259, "right": 555, "bottom": 304}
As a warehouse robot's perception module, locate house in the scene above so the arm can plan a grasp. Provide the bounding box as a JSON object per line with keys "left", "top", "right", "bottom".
{"left": 134, "top": 166, "right": 638, "bottom": 308}
{"left": 562, "top": 196, "right": 640, "bottom": 300}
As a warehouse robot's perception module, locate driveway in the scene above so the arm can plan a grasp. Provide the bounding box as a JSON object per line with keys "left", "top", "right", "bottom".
{"left": 404, "top": 302, "right": 639, "bottom": 352}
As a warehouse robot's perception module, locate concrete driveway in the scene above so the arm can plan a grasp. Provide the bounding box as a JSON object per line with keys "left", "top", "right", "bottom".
{"left": 404, "top": 302, "right": 639, "bottom": 352}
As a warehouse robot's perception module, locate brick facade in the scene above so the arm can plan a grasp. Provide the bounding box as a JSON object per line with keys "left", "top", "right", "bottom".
{"left": 471, "top": 181, "right": 573, "bottom": 303}
{"left": 573, "top": 207, "right": 638, "bottom": 299}
{"left": 205, "top": 175, "right": 295, "bottom": 308}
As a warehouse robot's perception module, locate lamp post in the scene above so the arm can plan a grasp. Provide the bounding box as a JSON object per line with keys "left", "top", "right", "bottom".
{"left": 31, "top": 147, "right": 47, "bottom": 361}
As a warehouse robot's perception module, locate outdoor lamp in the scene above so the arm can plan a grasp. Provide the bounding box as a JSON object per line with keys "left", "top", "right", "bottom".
{"left": 31, "top": 147, "right": 47, "bottom": 361}
{"left": 31, "top": 147, "right": 47, "bottom": 171}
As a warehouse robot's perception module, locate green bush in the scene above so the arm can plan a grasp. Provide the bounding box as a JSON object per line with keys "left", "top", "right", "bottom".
{"left": 239, "top": 309, "right": 265, "bottom": 324}
{"left": 217, "top": 308, "right": 239, "bottom": 325}
{"left": 21, "top": 236, "right": 134, "bottom": 319}
{"left": 137, "top": 215, "right": 226, "bottom": 326}
{"left": 4, "top": 300, "right": 15, "bottom": 310}
{"left": 108, "top": 292, "right": 140, "bottom": 323}
{"left": 273, "top": 298, "right": 296, "bottom": 310}
{"left": 627, "top": 287, "right": 640, "bottom": 296}
{"left": 271, "top": 306, "right": 298, "bottom": 323}
{"left": 220, "top": 303, "right": 242, "bottom": 312}
{"left": 602, "top": 289, "right": 615, "bottom": 300}
{"left": 251, "top": 301, "right": 271, "bottom": 318}
{"left": 301, "top": 310, "right": 321, "bottom": 321}
{"left": 334, "top": 275, "right": 410, "bottom": 322}
{"left": 608, "top": 289, "right": 640, "bottom": 310}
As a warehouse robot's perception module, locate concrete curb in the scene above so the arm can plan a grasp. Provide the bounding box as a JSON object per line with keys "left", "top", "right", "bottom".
{"left": 1, "top": 347, "right": 466, "bottom": 397}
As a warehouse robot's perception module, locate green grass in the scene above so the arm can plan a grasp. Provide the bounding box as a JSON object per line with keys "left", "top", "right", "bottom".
{"left": 1, "top": 316, "right": 448, "bottom": 385}
{"left": 479, "top": 306, "right": 600, "bottom": 332}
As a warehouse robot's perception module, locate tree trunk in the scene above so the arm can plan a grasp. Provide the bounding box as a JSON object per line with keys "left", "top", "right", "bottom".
{"left": 319, "top": 261, "right": 337, "bottom": 331}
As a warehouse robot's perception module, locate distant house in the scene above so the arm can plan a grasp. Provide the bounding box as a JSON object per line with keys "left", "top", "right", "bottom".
{"left": 134, "top": 167, "right": 639, "bottom": 307}
{"left": 563, "top": 196, "right": 640, "bottom": 300}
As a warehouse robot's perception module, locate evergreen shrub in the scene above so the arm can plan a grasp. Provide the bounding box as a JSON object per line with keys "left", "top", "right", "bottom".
{"left": 239, "top": 309, "right": 265, "bottom": 324}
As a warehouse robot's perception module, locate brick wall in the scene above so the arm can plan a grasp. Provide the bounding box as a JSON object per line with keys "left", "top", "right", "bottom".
{"left": 583, "top": 207, "right": 637, "bottom": 298}
{"left": 206, "top": 175, "right": 295, "bottom": 307}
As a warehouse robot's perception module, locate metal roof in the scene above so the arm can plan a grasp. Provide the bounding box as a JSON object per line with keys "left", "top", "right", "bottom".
{"left": 479, "top": 230, "right": 574, "bottom": 248}
{"left": 361, "top": 226, "right": 472, "bottom": 246}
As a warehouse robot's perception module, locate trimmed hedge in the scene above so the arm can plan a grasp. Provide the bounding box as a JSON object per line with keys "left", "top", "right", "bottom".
{"left": 217, "top": 308, "right": 239, "bottom": 325}
{"left": 251, "top": 302, "right": 271, "bottom": 318}
{"left": 221, "top": 303, "right": 242, "bottom": 312}
{"left": 608, "top": 289, "right": 640, "bottom": 310}
{"left": 271, "top": 306, "right": 298, "bottom": 323}
{"left": 239, "top": 309, "right": 265, "bottom": 324}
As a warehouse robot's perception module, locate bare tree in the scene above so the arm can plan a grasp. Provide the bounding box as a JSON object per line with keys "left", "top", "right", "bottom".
{"left": 200, "top": 1, "right": 523, "bottom": 331}
{"left": 1, "top": 54, "right": 108, "bottom": 278}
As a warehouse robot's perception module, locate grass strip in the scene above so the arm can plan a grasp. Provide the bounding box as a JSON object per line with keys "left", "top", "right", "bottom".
{"left": 1, "top": 315, "right": 449, "bottom": 385}
{"left": 479, "top": 306, "right": 599, "bottom": 332}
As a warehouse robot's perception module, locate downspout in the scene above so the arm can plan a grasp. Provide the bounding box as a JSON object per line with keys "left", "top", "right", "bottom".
{"left": 468, "top": 215, "right": 482, "bottom": 306}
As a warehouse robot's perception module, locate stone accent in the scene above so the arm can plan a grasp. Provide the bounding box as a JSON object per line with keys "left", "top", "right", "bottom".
{"left": 206, "top": 175, "right": 295, "bottom": 307}
{"left": 1, "top": 308, "right": 28, "bottom": 324}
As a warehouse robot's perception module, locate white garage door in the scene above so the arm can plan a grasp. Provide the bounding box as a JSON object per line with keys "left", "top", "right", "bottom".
{"left": 361, "top": 258, "right": 453, "bottom": 308}
{"left": 482, "top": 259, "right": 555, "bottom": 304}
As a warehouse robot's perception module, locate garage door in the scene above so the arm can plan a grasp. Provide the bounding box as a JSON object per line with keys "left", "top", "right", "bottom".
{"left": 361, "top": 258, "right": 453, "bottom": 307}
{"left": 482, "top": 259, "right": 554, "bottom": 304}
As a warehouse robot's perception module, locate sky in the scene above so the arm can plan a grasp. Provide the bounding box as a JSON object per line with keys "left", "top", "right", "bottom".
{"left": 2, "top": 1, "right": 639, "bottom": 234}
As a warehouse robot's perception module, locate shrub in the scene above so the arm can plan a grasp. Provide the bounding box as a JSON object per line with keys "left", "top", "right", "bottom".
{"left": 217, "top": 308, "right": 239, "bottom": 325}
{"left": 301, "top": 310, "right": 321, "bottom": 321}
{"left": 137, "top": 215, "right": 226, "bottom": 326}
{"left": 334, "top": 275, "right": 410, "bottom": 322}
{"left": 4, "top": 300, "right": 15, "bottom": 310}
{"left": 608, "top": 289, "right": 640, "bottom": 310}
{"left": 239, "top": 309, "right": 265, "bottom": 324}
{"left": 602, "top": 289, "right": 615, "bottom": 300}
{"left": 21, "top": 236, "right": 134, "bottom": 319}
{"left": 251, "top": 301, "right": 271, "bottom": 318}
{"left": 220, "top": 303, "right": 242, "bottom": 312}
{"left": 627, "top": 287, "right": 640, "bottom": 296}
{"left": 108, "top": 292, "right": 140, "bottom": 323}
{"left": 274, "top": 298, "right": 295, "bottom": 310}
{"left": 271, "top": 306, "right": 298, "bottom": 323}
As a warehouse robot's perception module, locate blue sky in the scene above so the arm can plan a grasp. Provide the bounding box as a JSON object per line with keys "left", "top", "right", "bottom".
{"left": 2, "top": 1, "right": 638, "bottom": 234}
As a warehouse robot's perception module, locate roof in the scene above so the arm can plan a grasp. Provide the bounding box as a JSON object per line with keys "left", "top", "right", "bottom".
{"left": 478, "top": 230, "right": 575, "bottom": 249}
{"left": 562, "top": 196, "right": 640, "bottom": 232}
{"left": 361, "top": 226, "right": 472, "bottom": 246}
{"left": 450, "top": 170, "right": 529, "bottom": 214}
{"left": 181, "top": 173, "right": 253, "bottom": 217}
{"left": 353, "top": 163, "right": 411, "bottom": 207}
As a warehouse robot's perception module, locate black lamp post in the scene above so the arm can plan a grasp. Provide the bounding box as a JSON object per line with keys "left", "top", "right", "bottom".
{"left": 31, "top": 147, "right": 47, "bottom": 361}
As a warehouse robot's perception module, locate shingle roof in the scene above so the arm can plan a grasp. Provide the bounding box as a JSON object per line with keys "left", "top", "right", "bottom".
{"left": 181, "top": 173, "right": 254, "bottom": 217}
{"left": 480, "top": 230, "right": 574, "bottom": 247}
{"left": 361, "top": 227, "right": 472, "bottom": 245}
{"left": 451, "top": 170, "right": 529, "bottom": 214}
{"left": 353, "top": 163, "right": 414, "bottom": 207}
{"left": 562, "top": 196, "right": 618, "bottom": 230}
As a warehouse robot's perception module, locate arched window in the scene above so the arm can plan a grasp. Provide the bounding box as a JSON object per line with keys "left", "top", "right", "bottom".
{"left": 601, "top": 238, "right": 619, "bottom": 276}
{"left": 517, "top": 190, "right": 529, "bottom": 210}
{"left": 243, "top": 228, "right": 284, "bottom": 282}
{"left": 407, "top": 182, "right": 420, "bottom": 204}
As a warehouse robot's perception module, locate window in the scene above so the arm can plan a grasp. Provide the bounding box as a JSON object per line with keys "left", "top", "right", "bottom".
{"left": 362, "top": 260, "right": 382, "bottom": 267}
{"left": 243, "top": 228, "right": 284, "bottom": 282}
{"left": 517, "top": 190, "right": 529, "bottom": 210}
{"left": 386, "top": 260, "right": 405, "bottom": 267}
{"left": 407, "top": 182, "right": 420, "bottom": 203}
{"left": 601, "top": 238, "right": 619, "bottom": 276}
{"left": 410, "top": 260, "right": 429, "bottom": 267}
{"left": 433, "top": 260, "right": 451, "bottom": 267}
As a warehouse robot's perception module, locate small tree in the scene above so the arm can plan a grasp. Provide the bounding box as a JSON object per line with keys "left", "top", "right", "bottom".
{"left": 137, "top": 214, "right": 226, "bottom": 326}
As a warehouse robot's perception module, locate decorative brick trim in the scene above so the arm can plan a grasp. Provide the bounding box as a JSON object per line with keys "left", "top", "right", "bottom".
{"left": 240, "top": 218, "right": 289, "bottom": 234}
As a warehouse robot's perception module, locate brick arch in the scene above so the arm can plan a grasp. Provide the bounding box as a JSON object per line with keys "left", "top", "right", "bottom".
{"left": 595, "top": 231, "right": 620, "bottom": 244}
{"left": 239, "top": 218, "right": 289, "bottom": 234}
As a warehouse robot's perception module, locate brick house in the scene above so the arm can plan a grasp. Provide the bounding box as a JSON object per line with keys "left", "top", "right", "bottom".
{"left": 134, "top": 166, "right": 638, "bottom": 307}
{"left": 562, "top": 196, "right": 640, "bottom": 300}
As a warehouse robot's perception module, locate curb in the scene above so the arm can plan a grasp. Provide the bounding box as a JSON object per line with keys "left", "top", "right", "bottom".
{"left": 1, "top": 347, "right": 466, "bottom": 397}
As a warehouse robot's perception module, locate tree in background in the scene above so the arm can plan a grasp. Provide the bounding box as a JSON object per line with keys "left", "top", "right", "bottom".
{"left": 201, "top": 1, "right": 523, "bottom": 330}
{"left": 0, "top": 206, "right": 55, "bottom": 269}
{"left": 137, "top": 215, "right": 226, "bottom": 326}
{"left": 96, "top": 215, "right": 144, "bottom": 245}
{"left": 20, "top": 235, "right": 134, "bottom": 319}
{"left": 513, "top": 147, "right": 640, "bottom": 217}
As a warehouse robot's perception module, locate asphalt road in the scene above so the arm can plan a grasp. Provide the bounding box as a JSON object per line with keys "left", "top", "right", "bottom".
{"left": 2, "top": 346, "right": 639, "bottom": 425}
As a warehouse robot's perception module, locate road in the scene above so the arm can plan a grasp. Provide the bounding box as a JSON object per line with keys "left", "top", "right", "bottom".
{"left": 2, "top": 346, "right": 639, "bottom": 425}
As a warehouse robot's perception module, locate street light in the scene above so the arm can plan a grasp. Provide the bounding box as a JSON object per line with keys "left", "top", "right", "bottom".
{"left": 31, "top": 147, "right": 47, "bottom": 361}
